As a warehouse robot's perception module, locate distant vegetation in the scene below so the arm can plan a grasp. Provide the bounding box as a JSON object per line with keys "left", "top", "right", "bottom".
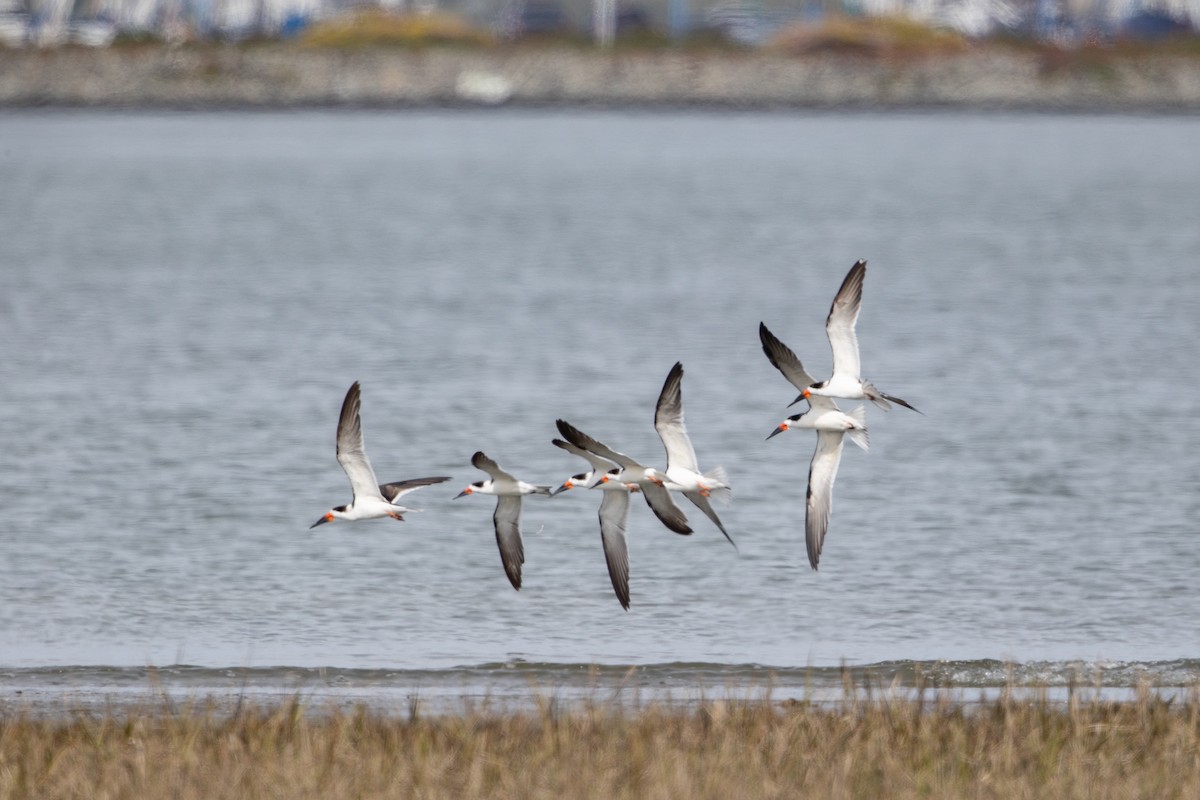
{"left": 3, "top": 686, "right": 1200, "bottom": 798}
{"left": 275, "top": 10, "right": 1200, "bottom": 58}
{"left": 299, "top": 10, "right": 496, "bottom": 48}
{"left": 768, "top": 15, "right": 970, "bottom": 57}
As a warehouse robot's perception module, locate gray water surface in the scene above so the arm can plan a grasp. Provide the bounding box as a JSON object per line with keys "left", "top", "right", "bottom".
{"left": 1, "top": 110, "right": 1198, "bottom": 691}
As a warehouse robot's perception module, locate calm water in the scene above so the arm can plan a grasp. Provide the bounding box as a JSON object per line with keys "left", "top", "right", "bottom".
{"left": 2, "top": 110, "right": 1199, "bottom": 703}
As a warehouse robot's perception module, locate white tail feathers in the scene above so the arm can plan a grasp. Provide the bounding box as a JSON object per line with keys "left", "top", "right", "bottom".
{"left": 846, "top": 406, "right": 870, "bottom": 451}
{"left": 704, "top": 465, "right": 733, "bottom": 506}
{"left": 534, "top": 486, "right": 553, "bottom": 495}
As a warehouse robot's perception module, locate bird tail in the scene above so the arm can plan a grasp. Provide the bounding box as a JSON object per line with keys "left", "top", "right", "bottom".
{"left": 846, "top": 406, "right": 870, "bottom": 452}
{"left": 703, "top": 465, "right": 732, "bottom": 506}
{"left": 533, "top": 485, "right": 553, "bottom": 496}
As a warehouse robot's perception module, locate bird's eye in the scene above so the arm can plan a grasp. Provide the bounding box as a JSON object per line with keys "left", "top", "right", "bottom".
{"left": 607, "top": 468, "right": 621, "bottom": 476}
{"left": 573, "top": 473, "right": 587, "bottom": 481}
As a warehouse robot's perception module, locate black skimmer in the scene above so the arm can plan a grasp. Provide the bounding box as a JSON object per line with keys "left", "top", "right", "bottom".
{"left": 796, "top": 260, "right": 919, "bottom": 413}
{"left": 761, "top": 323, "right": 869, "bottom": 569}
{"left": 310, "top": 382, "right": 450, "bottom": 529}
{"left": 551, "top": 437, "right": 638, "bottom": 610}
{"left": 653, "top": 362, "right": 736, "bottom": 550}
{"left": 555, "top": 418, "right": 692, "bottom": 536}
{"left": 455, "top": 451, "right": 550, "bottom": 591}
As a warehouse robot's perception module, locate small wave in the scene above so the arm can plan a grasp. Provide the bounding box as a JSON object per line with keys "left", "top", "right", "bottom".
{"left": 5, "top": 658, "right": 1200, "bottom": 700}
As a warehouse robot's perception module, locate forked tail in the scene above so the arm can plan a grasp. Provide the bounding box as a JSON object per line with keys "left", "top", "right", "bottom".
{"left": 846, "top": 406, "right": 870, "bottom": 452}
{"left": 703, "top": 465, "right": 732, "bottom": 506}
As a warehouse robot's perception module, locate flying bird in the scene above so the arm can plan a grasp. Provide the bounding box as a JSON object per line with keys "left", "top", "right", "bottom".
{"left": 653, "top": 362, "right": 736, "bottom": 549}
{"left": 310, "top": 382, "right": 450, "bottom": 529}
{"left": 761, "top": 323, "right": 869, "bottom": 569}
{"left": 551, "top": 438, "right": 638, "bottom": 610}
{"left": 549, "top": 438, "right": 616, "bottom": 496}
{"left": 455, "top": 451, "right": 550, "bottom": 591}
{"left": 796, "top": 260, "right": 919, "bottom": 413}
{"left": 556, "top": 418, "right": 692, "bottom": 536}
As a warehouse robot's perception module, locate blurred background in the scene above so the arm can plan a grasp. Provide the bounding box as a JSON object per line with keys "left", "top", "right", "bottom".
{"left": 1, "top": 0, "right": 1197, "bottom": 51}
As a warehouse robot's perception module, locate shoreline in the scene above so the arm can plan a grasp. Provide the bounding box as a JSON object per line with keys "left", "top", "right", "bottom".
{"left": 4, "top": 44, "right": 1200, "bottom": 112}
{"left": 5, "top": 659, "right": 1198, "bottom": 720}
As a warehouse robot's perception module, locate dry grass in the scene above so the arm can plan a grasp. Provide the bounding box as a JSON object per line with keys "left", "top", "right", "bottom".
{"left": 299, "top": 10, "right": 494, "bottom": 49}
{"left": 2, "top": 688, "right": 1200, "bottom": 799}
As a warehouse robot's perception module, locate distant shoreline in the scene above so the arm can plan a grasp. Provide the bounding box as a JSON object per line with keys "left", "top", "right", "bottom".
{"left": 4, "top": 44, "right": 1200, "bottom": 112}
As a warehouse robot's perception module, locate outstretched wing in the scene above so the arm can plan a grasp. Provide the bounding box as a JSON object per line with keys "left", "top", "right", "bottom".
{"left": 805, "top": 430, "right": 846, "bottom": 571}
{"left": 552, "top": 438, "right": 616, "bottom": 475}
{"left": 378, "top": 476, "right": 452, "bottom": 504}
{"left": 335, "top": 382, "right": 383, "bottom": 503}
{"left": 597, "top": 489, "right": 632, "bottom": 610}
{"left": 760, "top": 322, "right": 842, "bottom": 411}
{"left": 654, "top": 362, "right": 701, "bottom": 475}
{"left": 472, "top": 451, "right": 518, "bottom": 483}
{"left": 493, "top": 495, "right": 525, "bottom": 590}
{"left": 759, "top": 322, "right": 819, "bottom": 392}
{"left": 826, "top": 260, "right": 865, "bottom": 383}
{"left": 556, "top": 420, "right": 642, "bottom": 470}
{"left": 682, "top": 491, "right": 736, "bottom": 550}
{"left": 640, "top": 481, "right": 692, "bottom": 536}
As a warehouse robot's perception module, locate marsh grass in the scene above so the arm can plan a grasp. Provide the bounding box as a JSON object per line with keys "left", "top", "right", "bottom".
{"left": 3, "top": 686, "right": 1199, "bottom": 799}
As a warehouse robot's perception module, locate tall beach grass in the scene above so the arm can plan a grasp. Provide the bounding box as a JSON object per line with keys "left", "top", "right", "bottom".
{"left": 3, "top": 683, "right": 1199, "bottom": 799}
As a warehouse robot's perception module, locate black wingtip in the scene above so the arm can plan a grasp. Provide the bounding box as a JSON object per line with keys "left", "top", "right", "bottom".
{"left": 883, "top": 393, "right": 923, "bottom": 415}
{"left": 660, "top": 362, "right": 685, "bottom": 397}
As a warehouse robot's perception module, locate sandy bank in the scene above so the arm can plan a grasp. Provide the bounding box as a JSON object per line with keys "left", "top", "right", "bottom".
{"left": 3, "top": 45, "right": 1200, "bottom": 111}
